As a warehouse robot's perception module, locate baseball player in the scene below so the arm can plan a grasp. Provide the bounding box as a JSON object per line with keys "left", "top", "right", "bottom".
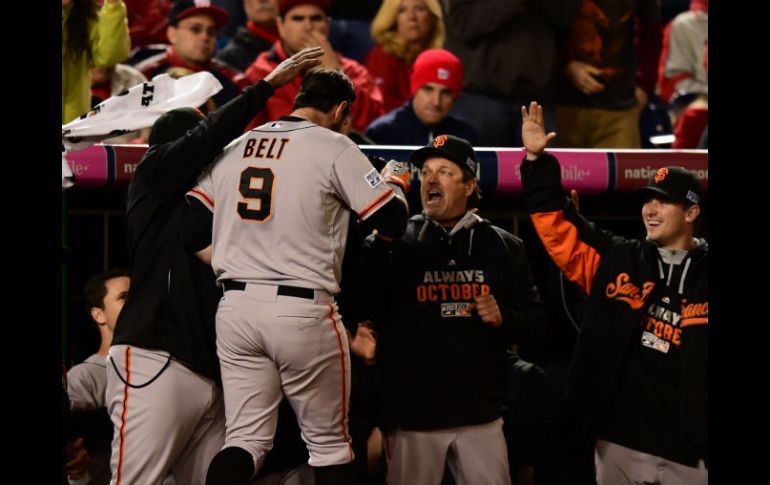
{"left": 68, "top": 269, "right": 130, "bottom": 412}
{"left": 105, "top": 47, "right": 324, "bottom": 485}
{"left": 186, "top": 68, "right": 409, "bottom": 485}
{"left": 66, "top": 269, "right": 130, "bottom": 485}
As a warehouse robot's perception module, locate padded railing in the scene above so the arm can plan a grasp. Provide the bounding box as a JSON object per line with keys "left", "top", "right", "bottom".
{"left": 65, "top": 144, "right": 708, "bottom": 196}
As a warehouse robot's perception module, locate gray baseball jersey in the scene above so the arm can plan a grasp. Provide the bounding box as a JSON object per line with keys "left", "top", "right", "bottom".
{"left": 189, "top": 118, "right": 394, "bottom": 294}
{"left": 187, "top": 118, "right": 394, "bottom": 472}
{"left": 67, "top": 354, "right": 108, "bottom": 411}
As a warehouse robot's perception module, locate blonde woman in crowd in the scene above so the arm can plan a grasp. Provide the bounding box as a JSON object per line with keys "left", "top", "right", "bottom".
{"left": 365, "top": 0, "right": 444, "bottom": 112}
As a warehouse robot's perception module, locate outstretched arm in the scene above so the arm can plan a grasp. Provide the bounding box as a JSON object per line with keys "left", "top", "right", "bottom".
{"left": 521, "top": 101, "right": 557, "bottom": 160}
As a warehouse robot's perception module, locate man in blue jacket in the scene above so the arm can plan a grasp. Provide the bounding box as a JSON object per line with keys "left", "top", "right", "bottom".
{"left": 365, "top": 49, "right": 478, "bottom": 146}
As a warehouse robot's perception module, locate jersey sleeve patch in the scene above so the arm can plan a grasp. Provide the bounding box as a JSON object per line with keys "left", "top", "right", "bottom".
{"left": 364, "top": 168, "right": 384, "bottom": 189}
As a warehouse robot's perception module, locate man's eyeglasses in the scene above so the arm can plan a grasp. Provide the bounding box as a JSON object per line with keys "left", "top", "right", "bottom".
{"left": 178, "top": 24, "right": 220, "bottom": 37}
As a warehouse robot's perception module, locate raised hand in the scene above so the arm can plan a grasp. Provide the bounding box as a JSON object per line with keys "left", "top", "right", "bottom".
{"left": 521, "top": 101, "right": 557, "bottom": 160}
{"left": 263, "top": 46, "right": 325, "bottom": 89}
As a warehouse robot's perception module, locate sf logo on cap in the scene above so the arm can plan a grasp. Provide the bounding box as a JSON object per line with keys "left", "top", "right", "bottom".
{"left": 654, "top": 168, "right": 669, "bottom": 183}
{"left": 434, "top": 135, "right": 448, "bottom": 147}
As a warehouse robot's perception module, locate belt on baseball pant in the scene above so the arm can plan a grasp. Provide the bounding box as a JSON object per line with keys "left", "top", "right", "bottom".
{"left": 222, "top": 280, "right": 315, "bottom": 300}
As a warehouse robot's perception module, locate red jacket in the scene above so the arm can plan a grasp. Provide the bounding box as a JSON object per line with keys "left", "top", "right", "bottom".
{"left": 245, "top": 42, "right": 385, "bottom": 132}
{"left": 125, "top": 0, "right": 170, "bottom": 48}
{"left": 364, "top": 45, "right": 412, "bottom": 114}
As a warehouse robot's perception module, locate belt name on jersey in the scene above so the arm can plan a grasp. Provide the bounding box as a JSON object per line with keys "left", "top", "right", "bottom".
{"left": 243, "top": 137, "right": 290, "bottom": 160}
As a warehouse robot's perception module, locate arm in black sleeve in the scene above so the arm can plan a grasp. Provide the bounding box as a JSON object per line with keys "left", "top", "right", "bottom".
{"left": 139, "top": 80, "right": 275, "bottom": 204}
{"left": 179, "top": 196, "right": 213, "bottom": 254}
{"left": 350, "top": 233, "right": 398, "bottom": 323}
{"left": 359, "top": 183, "right": 408, "bottom": 240}
{"left": 496, "top": 230, "right": 548, "bottom": 347}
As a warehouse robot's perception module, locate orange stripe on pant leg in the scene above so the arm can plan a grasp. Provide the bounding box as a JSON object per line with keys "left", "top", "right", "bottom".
{"left": 329, "top": 305, "right": 354, "bottom": 461}
{"left": 116, "top": 346, "right": 132, "bottom": 485}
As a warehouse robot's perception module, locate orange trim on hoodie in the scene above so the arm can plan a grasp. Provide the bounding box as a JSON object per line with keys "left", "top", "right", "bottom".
{"left": 531, "top": 211, "right": 602, "bottom": 294}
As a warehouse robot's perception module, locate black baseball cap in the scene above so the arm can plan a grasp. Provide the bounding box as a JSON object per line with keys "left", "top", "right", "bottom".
{"left": 148, "top": 108, "right": 205, "bottom": 146}
{"left": 169, "top": 0, "right": 230, "bottom": 28}
{"left": 633, "top": 166, "right": 702, "bottom": 206}
{"left": 410, "top": 134, "right": 478, "bottom": 178}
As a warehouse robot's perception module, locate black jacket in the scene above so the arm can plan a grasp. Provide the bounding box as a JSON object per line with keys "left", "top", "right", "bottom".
{"left": 521, "top": 153, "right": 708, "bottom": 466}
{"left": 359, "top": 212, "right": 546, "bottom": 430}
{"left": 442, "top": 0, "right": 579, "bottom": 101}
{"left": 112, "top": 81, "right": 275, "bottom": 380}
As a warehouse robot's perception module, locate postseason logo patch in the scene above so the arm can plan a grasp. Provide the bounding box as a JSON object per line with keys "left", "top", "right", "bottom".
{"left": 364, "top": 168, "right": 383, "bottom": 188}
{"left": 641, "top": 331, "right": 670, "bottom": 354}
{"left": 441, "top": 302, "right": 472, "bottom": 317}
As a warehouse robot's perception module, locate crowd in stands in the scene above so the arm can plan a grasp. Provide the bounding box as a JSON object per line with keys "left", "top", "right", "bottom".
{"left": 63, "top": 0, "right": 707, "bottom": 148}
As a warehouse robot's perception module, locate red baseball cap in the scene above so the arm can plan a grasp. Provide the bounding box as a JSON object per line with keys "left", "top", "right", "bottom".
{"left": 279, "top": 0, "right": 331, "bottom": 16}
{"left": 169, "top": 0, "right": 230, "bottom": 28}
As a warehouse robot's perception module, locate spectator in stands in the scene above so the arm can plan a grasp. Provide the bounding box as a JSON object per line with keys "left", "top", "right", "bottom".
{"left": 212, "top": 0, "right": 248, "bottom": 45}
{"left": 657, "top": 0, "right": 707, "bottom": 148}
{"left": 328, "top": 0, "right": 381, "bottom": 64}
{"left": 135, "top": 0, "right": 249, "bottom": 108}
{"left": 365, "top": 0, "right": 444, "bottom": 113}
{"left": 555, "top": 0, "right": 662, "bottom": 148}
{"left": 441, "top": 0, "right": 577, "bottom": 147}
{"left": 217, "top": 0, "right": 281, "bottom": 72}
{"left": 62, "top": 0, "right": 130, "bottom": 123}
{"left": 125, "top": 0, "right": 171, "bottom": 48}
{"left": 657, "top": 0, "right": 707, "bottom": 105}
{"left": 366, "top": 49, "right": 477, "bottom": 145}
{"left": 244, "top": 0, "right": 385, "bottom": 132}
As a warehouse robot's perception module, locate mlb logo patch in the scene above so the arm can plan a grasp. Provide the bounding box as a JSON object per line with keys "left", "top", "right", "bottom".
{"left": 641, "top": 331, "right": 670, "bottom": 354}
{"left": 364, "top": 168, "right": 383, "bottom": 188}
{"left": 269, "top": 122, "right": 284, "bottom": 129}
{"left": 441, "top": 302, "right": 472, "bottom": 317}
{"left": 437, "top": 68, "right": 450, "bottom": 80}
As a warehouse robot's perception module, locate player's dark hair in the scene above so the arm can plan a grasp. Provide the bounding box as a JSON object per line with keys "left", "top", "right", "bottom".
{"left": 293, "top": 69, "right": 356, "bottom": 113}
{"left": 84, "top": 268, "right": 130, "bottom": 314}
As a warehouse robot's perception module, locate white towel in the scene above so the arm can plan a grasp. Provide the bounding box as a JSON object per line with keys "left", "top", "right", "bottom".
{"left": 61, "top": 72, "right": 222, "bottom": 188}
